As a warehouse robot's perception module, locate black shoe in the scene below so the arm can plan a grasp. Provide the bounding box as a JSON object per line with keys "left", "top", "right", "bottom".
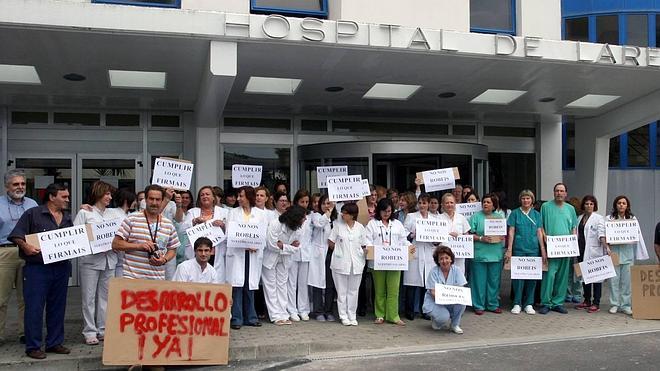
{"left": 405, "top": 312, "right": 415, "bottom": 321}
{"left": 357, "top": 310, "right": 366, "bottom": 317}
{"left": 421, "top": 314, "right": 431, "bottom": 320}
{"left": 246, "top": 321, "right": 262, "bottom": 327}
{"left": 19, "top": 335, "right": 25, "bottom": 344}
{"left": 551, "top": 305, "right": 568, "bottom": 314}
{"left": 26, "top": 349, "right": 46, "bottom": 359}
{"left": 45, "top": 345, "right": 70, "bottom": 354}
{"left": 230, "top": 324, "right": 241, "bottom": 330}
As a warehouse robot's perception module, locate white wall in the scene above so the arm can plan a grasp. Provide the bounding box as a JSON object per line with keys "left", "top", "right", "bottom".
{"left": 516, "top": 0, "right": 561, "bottom": 39}
{"left": 181, "top": 0, "right": 248, "bottom": 13}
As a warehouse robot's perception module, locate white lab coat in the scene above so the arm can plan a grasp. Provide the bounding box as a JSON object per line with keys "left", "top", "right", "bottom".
{"left": 224, "top": 207, "right": 266, "bottom": 290}
{"left": 307, "top": 212, "right": 332, "bottom": 288}
{"left": 365, "top": 218, "right": 409, "bottom": 270}
{"left": 403, "top": 212, "right": 438, "bottom": 287}
{"left": 437, "top": 212, "right": 471, "bottom": 272}
{"left": 182, "top": 206, "right": 229, "bottom": 281}
{"left": 263, "top": 219, "right": 301, "bottom": 269}
{"left": 578, "top": 213, "right": 607, "bottom": 261}
{"left": 74, "top": 206, "right": 125, "bottom": 270}
{"left": 329, "top": 222, "right": 367, "bottom": 275}
{"left": 172, "top": 258, "right": 218, "bottom": 284}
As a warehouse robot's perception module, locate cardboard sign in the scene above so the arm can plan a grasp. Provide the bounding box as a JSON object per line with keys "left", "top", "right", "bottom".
{"left": 631, "top": 265, "right": 660, "bottom": 320}
{"left": 579, "top": 255, "right": 617, "bottom": 284}
{"left": 546, "top": 235, "right": 580, "bottom": 258}
{"left": 447, "top": 235, "right": 474, "bottom": 259}
{"left": 316, "top": 166, "right": 348, "bottom": 188}
{"left": 152, "top": 157, "right": 194, "bottom": 191}
{"left": 510, "top": 257, "right": 543, "bottom": 280}
{"left": 102, "top": 278, "right": 231, "bottom": 366}
{"left": 373, "top": 244, "right": 409, "bottom": 271}
{"left": 366, "top": 245, "right": 415, "bottom": 261}
{"left": 415, "top": 218, "right": 450, "bottom": 243}
{"left": 484, "top": 218, "right": 507, "bottom": 236}
{"left": 327, "top": 175, "right": 364, "bottom": 202}
{"left": 186, "top": 220, "right": 226, "bottom": 248}
{"left": 226, "top": 221, "right": 266, "bottom": 249}
{"left": 360, "top": 179, "right": 371, "bottom": 197}
{"left": 421, "top": 168, "right": 456, "bottom": 192}
{"left": 231, "top": 164, "right": 262, "bottom": 188}
{"left": 606, "top": 220, "right": 640, "bottom": 244}
{"left": 90, "top": 219, "right": 122, "bottom": 254}
{"left": 434, "top": 284, "right": 472, "bottom": 306}
{"left": 456, "top": 202, "right": 482, "bottom": 219}
{"left": 26, "top": 225, "right": 93, "bottom": 264}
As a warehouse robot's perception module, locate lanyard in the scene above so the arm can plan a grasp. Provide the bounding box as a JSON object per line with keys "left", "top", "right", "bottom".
{"left": 379, "top": 222, "right": 392, "bottom": 245}
{"left": 144, "top": 211, "right": 160, "bottom": 244}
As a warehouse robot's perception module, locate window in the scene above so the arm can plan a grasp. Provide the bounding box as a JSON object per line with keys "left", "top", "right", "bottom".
{"left": 452, "top": 125, "right": 476, "bottom": 136}
{"left": 657, "top": 15, "right": 660, "bottom": 47}
{"left": 151, "top": 115, "right": 180, "bottom": 128}
{"left": 565, "top": 17, "right": 589, "bottom": 42}
{"left": 488, "top": 153, "right": 536, "bottom": 206}
{"left": 11, "top": 111, "right": 48, "bottom": 125}
{"left": 470, "top": 0, "right": 515, "bottom": 34}
{"left": 224, "top": 117, "right": 291, "bottom": 131}
{"left": 564, "top": 121, "right": 575, "bottom": 169}
{"left": 609, "top": 136, "right": 620, "bottom": 167}
{"left": 223, "top": 145, "right": 291, "bottom": 191}
{"left": 106, "top": 114, "right": 140, "bottom": 127}
{"left": 483, "top": 126, "right": 536, "bottom": 137}
{"left": 92, "top": 0, "right": 181, "bottom": 9}
{"left": 626, "top": 15, "right": 648, "bottom": 46}
{"left": 332, "top": 121, "right": 448, "bottom": 135}
{"left": 301, "top": 119, "right": 327, "bottom": 132}
{"left": 596, "top": 15, "right": 619, "bottom": 44}
{"left": 53, "top": 112, "right": 100, "bottom": 126}
{"left": 627, "top": 124, "right": 650, "bottom": 167}
{"left": 251, "top": 0, "right": 328, "bottom": 18}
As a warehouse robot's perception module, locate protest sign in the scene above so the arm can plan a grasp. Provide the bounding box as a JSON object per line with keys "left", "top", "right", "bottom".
{"left": 327, "top": 175, "right": 364, "bottom": 202}
{"left": 606, "top": 220, "right": 640, "bottom": 244}
{"left": 578, "top": 255, "right": 616, "bottom": 284}
{"left": 226, "top": 221, "right": 266, "bottom": 249}
{"left": 373, "top": 244, "right": 409, "bottom": 271}
{"left": 316, "top": 166, "right": 348, "bottom": 188}
{"left": 510, "top": 257, "right": 543, "bottom": 280}
{"left": 447, "top": 235, "right": 474, "bottom": 259}
{"left": 186, "top": 220, "right": 226, "bottom": 248}
{"left": 546, "top": 235, "right": 580, "bottom": 258}
{"left": 90, "top": 219, "right": 122, "bottom": 254}
{"left": 631, "top": 265, "right": 660, "bottom": 319}
{"left": 152, "top": 158, "right": 194, "bottom": 191}
{"left": 484, "top": 218, "right": 507, "bottom": 236}
{"left": 231, "top": 164, "right": 262, "bottom": 188}
{"left": 456, "top": 202, "right": 482, "bottom": 219}
{"left": 415, "top": 218, "right": 450, "bottom": 243}
{"left": 421, "top": 168, "right": 456, "bottom": 192}
{"left": 434, "top": 284, "right": 472, "bottom": 306}
{"left": 360, "top": 179, "right": 371, "bottom": 197}
{"left": 26, "top": 224, "right": 93, "bottom": 264}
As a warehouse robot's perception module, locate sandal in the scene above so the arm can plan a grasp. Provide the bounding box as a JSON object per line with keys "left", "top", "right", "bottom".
{"left": 85, "top": 337, "right": 99, "bottom": 345}
{"left": 274, "top": 319, "right": 292, "bottom": 325}
{"left": 373, "top": 318, "right": 385, "bottom": 324}
{"left": 393, "top": 319, "right": 406, "bottom": 326}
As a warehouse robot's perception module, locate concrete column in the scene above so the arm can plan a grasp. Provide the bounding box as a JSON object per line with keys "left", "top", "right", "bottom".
{"left": 573, "top": 124, "right": 610, "bottom": 212}
{"left": 195, "top": 127, "right": 220, "bottom": 187}
{"left": 537, "top": 114, "right": 563, "bottom": 201}
{"left": 516, "top": 0, "right": 561, "bottom": 39}
{"left": 0, "top": 107, "right": 7, "bottom": 184}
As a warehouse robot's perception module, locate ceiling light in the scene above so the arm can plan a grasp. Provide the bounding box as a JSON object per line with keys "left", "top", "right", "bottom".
{"left": 108, "top": 70, "right": 166, "bottom": 89}
{"left": 438, "top": 92, "right": 456, "bottom": 98}
{"left": 325, "top": 86, "right": 344, "bottom": 92}
{"left": 363, "top": 83, "right": 421, "bottom": 100}
{"left": 470, "top": 89, "right": 526, "bottom": 105}
{"left": 63, "top": 73, "right": 86, "bottom": 82}
{"left": 0, "top": 64, "right": 41, "bottom": 85}
{"left": 245, "top": 76, "right": 302, "bottom": 95}
{"left": 565, "top": 94, "right": 620, "bottom": 109}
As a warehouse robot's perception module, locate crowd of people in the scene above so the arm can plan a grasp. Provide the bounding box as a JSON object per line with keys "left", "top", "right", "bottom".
{"left": 0, "top": 169, "right": 659, "bottom": 360}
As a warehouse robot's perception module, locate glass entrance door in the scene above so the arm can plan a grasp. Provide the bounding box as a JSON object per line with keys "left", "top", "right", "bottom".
{"left": 78, "top": 155, "right": 141, "bottom": 208}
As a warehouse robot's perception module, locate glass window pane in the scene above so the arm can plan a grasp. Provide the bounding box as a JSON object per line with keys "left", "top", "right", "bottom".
{"left": 483, "top": 126, "right": 536, "bottom": 137}
{"left": 657, "top": 15, "right": 660, "bottom": 47}
{"left": 252, "top": 0, "right": 324, "bottom": 12}
{"left": 14, "top": 158, "right": 73, "bottom": 205}
{"left": 470, "top": 0, "right": 513, "bottom": 32}
{"left": 53, "top": 112, "right": 100, "bottom": 126}
{"left": 488, "top": 153, "right": 536, "bottom": 207}
{"left": 299, "top": 159, "right": 323, "bottom": 194}
{"left": 565, "top": 121, "right": 575, "bottom": 169}
{"left": 106, "top": 114, "right": 140, "bottom": 127}
{"left": 92, "top": 1, "right": 180, "bottom": 7}
{"left": 627, "top": 124, "right": 650, "bottom": 167}
{"left": 453, "top": 125, "right": 476, "bottom": 136}
{"left": 224, "top": 117, "right": 291, "bottom": 131}
{"left": 565, "top": 17, "right": 589, "bottom": 42}
{"left": 609, "top": 136, "right": 620, "bottom": 167}
{"left": 151, "top": 115, "right": 180, "bottom": 128}
{"left": 596, "top": 15, "right": 619, "bottom": 45}
{"left": 332, "top": 120, "right": 448, "bottom": 135}
{"left": 81, "top": 159, "right": 136, "bottom": 204}
{"left": 223, "top": 145, "right": 291, "bottom": 192}
{"left": 626, "top": 15, "right": 648, "bottom": 46}
{"left": 301, "top": 119, "right": 327, "bottom": 132}
{"left": 11, "top": 111, "right": 48, "bottom": 125}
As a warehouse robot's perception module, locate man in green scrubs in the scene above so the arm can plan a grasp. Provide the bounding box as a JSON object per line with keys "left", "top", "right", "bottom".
{"left": 539, "top": 183, "right": 577, "bottom": 314}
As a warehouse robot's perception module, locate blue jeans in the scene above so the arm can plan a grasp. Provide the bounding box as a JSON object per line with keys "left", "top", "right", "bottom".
{"left": 231, "top": 251, "right": 258, "bottom": 326}
{"left": 23, "top": 262, "right": 70, "bottom": 352}
{"left": 427, "top": 304, "right": 465, "bottom": 328}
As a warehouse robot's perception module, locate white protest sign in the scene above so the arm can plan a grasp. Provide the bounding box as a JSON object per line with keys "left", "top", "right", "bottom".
{"left": 185, "top": 220, "right": 227, "bottom": 248}
{"left": 606, "top": 220, "right": 639, "bottom": 245}
{"left": 151, "top": 158, "right": 194, "bottom": 191}
{"left": 484, "top": 218, "right": 507, "bottom": 236}
{"left": 546, "top": 235, "right": 580, "bottom": 258}
{"left": 579, "top": 255, "right": 617, "bottom": 284}
{"left": 360, "top": 179, "right": 371, "bottom": 197}
{"left": 90, "top": 219, "right": 122, "bottom": 254}
{"left": 448, "top": 235, "right": 474, "bottom": 259}
{"left": 227, "top": 221, "right": 266, "bottom": 249}
{"left": 415, "top": 218, "right": 450, "bottom": 243}
{"left": 510, "top": 257, "right": 543, "bottom": 280}
{"left": 373, "top": 245, "right": 409, "bottom": 271}
{"left": 422, "top": 168, "right": 456, "bottom": 192}
{"left": 327, "top": 175, "right": 364, "bottom": 202}
{"left": 29, "top": 225, "right": 92, "bottom": 264}
{"left": 316, "top": 166, "right": 348, "bottom": 188}
{"left": 456, "top": 202, "right": 482, "bottom": 219}
{"left": 434, "top": 284, "right": 472, "bottom": 306}
{"left": 232, "top": 164, "right": 263, "bottom": 188}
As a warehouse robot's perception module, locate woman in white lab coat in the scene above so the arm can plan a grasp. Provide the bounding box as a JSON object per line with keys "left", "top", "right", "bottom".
{"left": 437, "top": 193, "right": 471, "bottom": 272}
{"left": 287, "top": 189, "right": 313, "bottom": 321}
{"left": 310, "top": 195, "right": 337, "bottom": 321}
{"left": 575, "top": 195, "right": 609, "bottom": 313}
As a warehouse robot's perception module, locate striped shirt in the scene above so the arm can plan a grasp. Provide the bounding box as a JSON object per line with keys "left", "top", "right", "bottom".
{"left": 116, "top": 211, "right": 180, "bottom": 280}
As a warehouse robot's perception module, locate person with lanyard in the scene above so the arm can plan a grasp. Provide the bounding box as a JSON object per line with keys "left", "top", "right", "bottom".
{"left": 111, "top": 185, "right": 180, "bottom": 281}
{"left": 437, "top": 193, "right": 471, "bottom": 273}
{"left": 173, "top": 237, "right": 218, "bottom": 284}
{"left": 310, "top": 194, "right": 337, "bottom": 322}
{"left": 366, "top": 198, "right": 409, "bottom": 326}
{"left": 505, "top": 190, "right": 544, "bottom": 315}
{"left": 538, "top": 183, "right": 577, "bottom": 315}
{"left": 0, "top": 170, "right": 37, "bottom": 345}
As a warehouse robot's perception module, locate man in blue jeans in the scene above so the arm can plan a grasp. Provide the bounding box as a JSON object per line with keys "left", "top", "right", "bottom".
{"left": 9, "top": 183, "right": 72, "bottom": 359}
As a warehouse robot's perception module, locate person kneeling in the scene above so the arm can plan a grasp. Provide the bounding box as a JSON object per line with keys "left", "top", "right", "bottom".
{"left": 173, "top": 237, "right": 217, "bottom": 284}
{"left": 422, "top": 246, "right": 466, "bottom": 334}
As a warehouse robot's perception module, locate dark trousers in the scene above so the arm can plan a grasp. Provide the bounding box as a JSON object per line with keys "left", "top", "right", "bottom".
{"left": 405, "top": 286, "right": 423, "bottom": 317}
{"left": 582, "top": 282, "right": 602, "bottom": 306}
{"left": 23, "top": 261, "right": 70, "bottom": 352}
{"left": 312, "top": 251, "right": 336, "bottom": 315}
{"left": 357, "top": 266, "right": 373, "bottom": 315}
{"left": 231, "top": 251, "right": 258, "bottom": 326}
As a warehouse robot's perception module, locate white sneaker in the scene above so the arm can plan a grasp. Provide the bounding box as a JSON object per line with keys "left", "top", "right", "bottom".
{"left": 300, "top": 313, "right": 310, "bottom": 321}
{"left": 524, "top": 305, "right": 536, "bottom": 315}
{"left": 451, "top": 325, "right": 464, "bottom": 334}
{"left": 341, "top": 319, "right": 351, "bottom": 326}
{"left": 511, "top": 305, "right": 521, "bottom": 314}
{"left": 290, "top": 313, "right": 301, "bottom": 322}
{"left": 622, "top": 307, "right": 633, "bottom": 315}
{"left": 609, "top": 306, "right": 618, "bottom": 314}
{"left": 350, "top": 319, "right": 358, "bottom": 326}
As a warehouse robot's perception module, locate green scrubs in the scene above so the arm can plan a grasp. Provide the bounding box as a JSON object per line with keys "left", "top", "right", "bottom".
{"left": 469, "top": 211, "right": 505, "bottom": 311}
{"left": 540, "top": 201, "right": 577, "bottom": 308}
{"left": 507, "top": 207, "right": 542, "bottom": 307}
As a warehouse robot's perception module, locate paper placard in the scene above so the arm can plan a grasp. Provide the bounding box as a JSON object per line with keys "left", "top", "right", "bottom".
{"left": 546, "top": 235, "right": 580, "bottom": 258}
{"left": 456, "top": 202, "right": 482, "bottom": 218}
{"left": 631, "top": 265, "right": 660, "bottom": 320}
{"left": 231, "top": 164, "right": 262, "bottom": 188}
{"left": 415, "top": 218, "right": 450, "bottom": 243}
{"left": 505, "top": 258, "right": 548, "bottom": 271}
{"left": 103, "top": 278, "right": 231, "bottom": 366}
{"left": 226, "top": 221, "right": 266, "bottom": 249}
{"left": 186, "top": 220, "right": 227, "bottom": 248}
{"left": 327, "top": 175, "right": 364, "bottom": 202}
{"left": 152, "top": 157, "right": 194, "bottom": 191}
{"left": 366, "top": 245, "right": 414, "bottom": 261}
{"left": 434, "top": 284, "right": 472, "bottom": 306}
{"left": 447, "top": 235, "right": 474, "bottom": 258}
{"left": 316, "top": 166, "right": 348, "bottom": 188}
{"left": 606, "top": 220, "right": 639, "bottom": 244}
{"left": 360, "top": 179, "right": 371, "bottom": 197}
{"left": 27, "top": 224, "right": 92, "bottom": 264}
{"left": 90, "top": 219, "right": 122, "bottom": 254}
{"left": 373, "top": 245, "right": 409, "bottom": 271}
{"left": 421, "top": 168, "right": 456, "bottom": 192}
{"left": 579, "top": 255, "right": 617, "bottom": 284}
{"left": 484, "top": 218, "right": 507, "bottom": 236}
{"left": 510, "top": 257, "right": 543, "bottom": 280}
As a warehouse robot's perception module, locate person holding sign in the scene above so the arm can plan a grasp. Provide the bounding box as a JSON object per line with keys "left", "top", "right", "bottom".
{"left": 73, "top": 180, "right": 123, "bottom": 346}
{"left": 422, "top": 246, "right": 467, "bottom": 334}
{"left": 173, "top": 237, "right": 217, "bottom": 283}
{"left": 437, "top": 193, "right": 471, "bottom": 272}
{"left": 286, "top": 190, "right": 313, "bottom": 322}
{"left": 469, "top": 193, "right": 505, "bottom": 315}
{"left": 9, "top": 184, "right": 73, "bottom": 359}
{"left": 366, "top": 198, "right": 410, "bottom": 326}
{"left": 538, "top": 183, "right": 577, "bottom": 315}
{"left": 505, "top": 190, "right": 544, "bottom": 315}
{"left": 310, "top": 195, "right": 337, "bottom": 322}
{"left": 328, "top": 203, "right": 367, "bottom": 326}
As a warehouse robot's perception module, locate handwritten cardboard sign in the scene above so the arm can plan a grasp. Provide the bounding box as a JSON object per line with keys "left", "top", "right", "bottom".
{"left": 631, "top": 265, "right": 660, "bottom": 319}
{"left": 546, "top": 235, "right": 580, "bottom": 258}
{"left": 510, "top": 257, "right": 543, "bottom": 280}
{"left": 231, "top": 164, "right": 262, "bottom": 188}
{"left": 456, "top": 202, "right": 482, "bottom": 219}
{"left": 327, "top": 175, "right": 364, "bottom": 202}
{"left": 316, "top": 166, "right": 348, "bottom": 188}
{"left": 434, "top": 284, "right": 472, "bottom": 306}
{"left": 484, "top": 219, "right": 507, "bottom": 236}
{"left": 186, "top": 220, "right": 226, "bottom": 248}
{"left": 90, "top": 219, "right": 122, "bottom": 254}
{"left": 26, "top": 225, "right": 93, "bottom": 264}
{"left": 152, "top": 157, "right": 194, "bottom": 191}
{"left": 606, "top": 220, "right": 639, "bottom": 245}
{"left": 579, "top": 255, "right": 616, "bottom": 284}
{"left": 226, "top": 221, "right": 266, "bottom": 249}
{"left": 415, "top": 218, "right": 450, "bottom": 243}
{"left": 373, "top": 244, "right": 409, "bottom": 271}
{"left": 421, "top": 168, "right": 456, "bottom": 192}
{"left": 102, "top": 278, "right": 231, "bottom": 366}
{"left": 447, "top": 235, "right": 474, "bottom": 259}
